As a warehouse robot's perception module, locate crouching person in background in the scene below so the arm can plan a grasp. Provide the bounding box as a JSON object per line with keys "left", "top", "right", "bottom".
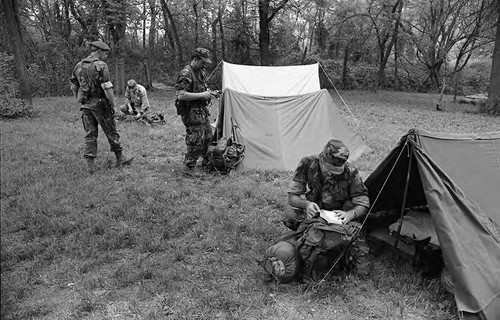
{"left": 119, "top": 79, "right": 151, "bottom": 123}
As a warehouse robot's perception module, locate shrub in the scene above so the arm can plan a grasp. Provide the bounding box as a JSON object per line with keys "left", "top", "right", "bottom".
{"left": 478, "top": 96, "right": 500, "bottom": 117}
{"left": 0, "top": 52, "right": 31, "bottom": 119}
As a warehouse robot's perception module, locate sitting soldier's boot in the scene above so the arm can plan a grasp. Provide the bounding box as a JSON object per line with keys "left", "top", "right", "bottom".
{"left": 115, "top": 151, "right": 134, "bottom": 167}
{"left": 86, "top": 158, "right": 96, "bottom": 174}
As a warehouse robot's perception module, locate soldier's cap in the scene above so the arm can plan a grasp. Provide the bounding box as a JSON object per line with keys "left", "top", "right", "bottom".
{"left": 319, "top": 139, "right": 349, "bottom": 175}
{"left": 193, "top": 47, "right": 212, "bottom": 63}
{"left": 127, "top": 79, "right": 137, "bottom": 89}
{"left": 90, "top": 41, "right": 111, "bottom": 51}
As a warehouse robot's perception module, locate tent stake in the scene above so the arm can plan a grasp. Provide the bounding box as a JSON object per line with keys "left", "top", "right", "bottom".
{"left": 392, "top": 142, "right": 413, "bottom": 260}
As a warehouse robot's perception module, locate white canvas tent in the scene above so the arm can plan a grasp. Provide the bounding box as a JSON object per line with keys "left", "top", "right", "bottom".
{"left": 215, "top": 61, "right": 369, "bottom": 171}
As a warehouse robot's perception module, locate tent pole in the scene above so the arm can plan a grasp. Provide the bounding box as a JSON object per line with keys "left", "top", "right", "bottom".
{"left": 392, "top": 142, "right": 413, "bottom": 259}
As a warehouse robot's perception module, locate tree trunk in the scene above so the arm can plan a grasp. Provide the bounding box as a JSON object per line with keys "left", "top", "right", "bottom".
{"left": 2, "top": 0, "right": 33, "bottom": 109}
{"left": 106, "top": 0, "right": 127, "bottom": 95}
{"left": 146, "top": 0, "right": 156, "bottom": 88}
{"left": 160, "top": 0, "right": 183, "bottom": 67}
{"left": 193, "top": 2, "right": 199, "bottom": 47}
{"left": 160, "top": 0, "right": 176, "bottom": 55}
{"left": 375, "top": 0, "right": 404, "bottom": 88}
{"left": 394, "top": 36, "right": 399, "bottom": 90}
{"left": 142, "top": 0, "right": 146, "bottom": 48}
{"left": 342, "top": 45, "right": 349, "bottom": 88}
{"left": 218, "top": 5, "right": 225, "bottom": 60}
{"left": 211, "top": 16, "right": 220, "bottom": 63}
{"left": 258, "top": 0, "right": 290, "bottom": 66}
{"left": 488, "top": 11, "right": 500, "bottom": 106}
{"left": 258, "top": 0, "right": 271, "bottom": 65}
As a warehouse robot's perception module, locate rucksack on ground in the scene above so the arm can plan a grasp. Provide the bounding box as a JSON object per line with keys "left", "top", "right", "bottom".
{"left": 263, "top": 218, "right": 360, "bottom": 282}
{"left": 206, "top": 136, "right": 245, "bottom": 174}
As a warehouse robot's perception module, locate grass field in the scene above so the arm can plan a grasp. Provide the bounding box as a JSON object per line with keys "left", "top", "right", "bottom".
{"left": 1, "top": 89, "right": 498, "bottom": 320}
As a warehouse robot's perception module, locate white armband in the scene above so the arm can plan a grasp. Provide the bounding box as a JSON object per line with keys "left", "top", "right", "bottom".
{"left": 101, "top": 81, "right": 113, "bottom": 90}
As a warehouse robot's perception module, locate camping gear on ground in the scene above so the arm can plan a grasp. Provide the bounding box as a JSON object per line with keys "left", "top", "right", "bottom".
{"left": 212, "top": 62, "right": 369, "bottom": 171}
{"left": 206, "top": 136, "right": 245, "bottom": 174}
{"left": 144, "top": 112, "right": 165, "bottom": 124}
{"left": 206, "top": 118, "right": 245, "bottom": 174}
{"left": 263, "top": 237, "right": 302, "bottom": 283}
{"left": 364, "top": 129, "right": 500, "bottom": 320}
{"left": 263, "top": 218, "right": 361, "bottom": 282}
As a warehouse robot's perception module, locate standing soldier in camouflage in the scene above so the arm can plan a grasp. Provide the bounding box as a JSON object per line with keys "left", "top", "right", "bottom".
{"left": 283, "top": 139, "right": 371, "bottom": 275}
{"left": 70, "top": 40, "right": 133, "bottom": 174}
{"left": 174, "top": 47, "right": 219, "bottom": 177}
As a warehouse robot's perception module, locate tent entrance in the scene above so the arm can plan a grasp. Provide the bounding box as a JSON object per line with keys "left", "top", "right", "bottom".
{"left": 364, "top": 129, "right": 500, "bottom": 320}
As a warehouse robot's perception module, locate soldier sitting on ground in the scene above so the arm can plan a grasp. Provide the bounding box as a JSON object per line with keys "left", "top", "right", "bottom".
{"left": 119, "top": 79, "right": 151, "bottom": 123}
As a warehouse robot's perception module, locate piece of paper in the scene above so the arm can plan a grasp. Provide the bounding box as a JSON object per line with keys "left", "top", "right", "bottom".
{"left": 319, "top": 210, "right": 344, "bottom": 225}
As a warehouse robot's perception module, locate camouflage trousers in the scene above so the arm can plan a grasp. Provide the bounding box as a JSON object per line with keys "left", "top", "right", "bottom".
{"left": 184, "top": 121, "right": 213, "bottom": 168}
{"left": 283, "top": 206, "right": 371, "bottom": 275}
{"left": 81, "top": 108, "right": 122, "bottom": 158}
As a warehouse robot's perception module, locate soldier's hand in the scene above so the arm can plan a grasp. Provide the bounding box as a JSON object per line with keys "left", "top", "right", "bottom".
{"left": 335, "top": 210, "right": 355, "bottom": 223}
{"left": 305, "top": 202, "right": 320, "bottom": 219}
{"left": 209, "top": 90, "right": 221, "bottom": 99}
{"left": 200, "top": 91, "right": 214, "bottom": 101}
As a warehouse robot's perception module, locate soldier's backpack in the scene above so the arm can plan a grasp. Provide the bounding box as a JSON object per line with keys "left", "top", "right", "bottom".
{"left": 263, "top": 218, "right": 361, "bottom": 282}
{"left": 206, "top": 136, "right": 245, "bottom": 174}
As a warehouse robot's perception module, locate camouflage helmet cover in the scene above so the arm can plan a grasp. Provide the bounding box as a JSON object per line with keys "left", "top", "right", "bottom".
{"left": 193, "top": 47, "right": 212, "bottom": 63}
{"left": 319, "top": 139, "right": 350, "bottom": 175}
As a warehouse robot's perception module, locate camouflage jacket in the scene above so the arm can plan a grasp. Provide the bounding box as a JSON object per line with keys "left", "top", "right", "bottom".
{"left": 175, "top": 64, "right": 208, "bottom": 94}
{"left": 125, "top": 84, "right": 150, "bottom": 113}
{"left": 174, "top": 64, "right": 209, "bottom": 126}
{"left": 70, "top": 55, "right": 111, "bottom": 110}
{"left": 288, "top": 155, "right": 370, "bottom": 211}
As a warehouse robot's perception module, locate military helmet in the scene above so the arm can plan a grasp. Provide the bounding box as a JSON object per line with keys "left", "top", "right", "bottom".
{"left": 319, "top": 139, "right": 350, "bottom": 175}
{"left": 193, "top": 47, "right": 212, "bottom": 63}
{"left": 90, "top": 41, "right": 111, "bottom": 51}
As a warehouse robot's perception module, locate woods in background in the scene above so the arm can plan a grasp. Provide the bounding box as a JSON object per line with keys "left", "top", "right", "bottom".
{"left": 1, "top": 0, "right": 499, "bottom": 115}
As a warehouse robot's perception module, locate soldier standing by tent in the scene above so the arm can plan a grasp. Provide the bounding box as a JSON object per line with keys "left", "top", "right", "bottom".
{"left": 174, "top": 47, "right": 219, "bottom": 177}
{"left": 282, "top": 139, "right": 371, "bottom": 274}
{"left": 70, "top": 40, "right": 133, "bottom": 174}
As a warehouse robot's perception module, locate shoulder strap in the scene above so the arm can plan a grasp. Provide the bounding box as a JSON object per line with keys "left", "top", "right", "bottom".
{"left": 187, "top": 65, "right": 199, "bottom": 93}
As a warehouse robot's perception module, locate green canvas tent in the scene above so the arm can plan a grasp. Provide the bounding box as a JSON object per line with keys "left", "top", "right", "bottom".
{"left": 365, "top": 129, "right": 500, "bottom": 319}
{"left": 214, "top": 61, "right": 369, "bottom": 171}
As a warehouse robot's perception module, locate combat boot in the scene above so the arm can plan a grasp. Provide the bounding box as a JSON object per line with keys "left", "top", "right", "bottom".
{"left": 86, "top": 158, "right": 96, "bottom": 174}
{"left": 115, "top": 151, "right": 134, "bottom": 167}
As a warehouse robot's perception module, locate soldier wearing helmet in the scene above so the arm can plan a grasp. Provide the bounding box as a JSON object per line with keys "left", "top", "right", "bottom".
{"left": 70, "top": 40, "right": 133, "bottom": 174}
{"left": 283, "top": 139, "right": 371, "bottom": 275}
{"left": 174, "top": 47, "right": 220, "bottom": 177}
